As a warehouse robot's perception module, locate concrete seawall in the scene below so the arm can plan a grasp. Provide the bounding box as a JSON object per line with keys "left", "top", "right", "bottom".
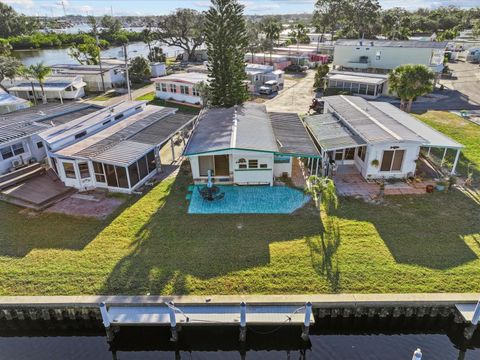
{"left": 0, "top": 293, "right": 478, "bottom": 323}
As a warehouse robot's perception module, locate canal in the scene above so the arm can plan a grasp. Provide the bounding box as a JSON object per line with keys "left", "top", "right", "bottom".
{"left": 0, "top": 317, "right": 479, "bottom": 359}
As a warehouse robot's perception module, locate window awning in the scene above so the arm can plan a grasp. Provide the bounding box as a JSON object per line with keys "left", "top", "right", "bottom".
{"left": 304, "top": 113, "right": 366, "bottom": 151}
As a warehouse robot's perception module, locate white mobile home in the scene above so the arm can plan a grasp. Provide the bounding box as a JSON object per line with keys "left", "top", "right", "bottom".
{"left": 333, "top": 39, "right": 447, "bottom": 75}
{"left": 325, "top": 70, "right": 389, "bottom": 98}
{"left": 0, "top": 89, "right": 30, "bottom": 114}
{"left": 51, "top": 64, "right": 126, "bottom": 92}
{"left": 47, "top": 106, "right": 196, "bottom": 193}
{"left": 0, "top": 102, "right": 102, "bottom": 174}
{"left": 3, "top": 75, "right": 86, "bottom": 103}
{"left": 245, "top": 64, "right": 284, "bottom": 92}
{"left": 305, "top": 95, "right": 463, "bottom": 180}
{"left": 184, "top": 104, "right": 319, "bottom": 186}
{"left": 152, "top": 72, "right": 208, "bottom": 106}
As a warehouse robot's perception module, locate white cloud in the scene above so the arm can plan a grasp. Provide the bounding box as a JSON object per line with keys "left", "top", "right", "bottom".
{"left": 3, "top": 0, "right": 35, "bottom": 7}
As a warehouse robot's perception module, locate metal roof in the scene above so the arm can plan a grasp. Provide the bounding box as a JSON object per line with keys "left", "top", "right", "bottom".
{"left": 185, "top": 103, "right": 278, "bottom": 155}
{"left": 269, "top": 112, "right": 320, "bottom": 156}
{"left": 327, "top": 73, "right": 388, "bottom": 85}
{"left": 324, "top": 96, "right": 425, "bottom": 144}
{"left": 151, "top": 72, "right": 208, "bottom": 84}
{"left": 56, "top": 106, "right": 196, "bottom": 166}
{"left": 370, "top": 102, "right": 464, "bottom": 149}
{"left": 0, "top": 102, "right": 101, "bottom": 145}
{"left": 304, "top": 113, "right": 366, "bottom": 151}
{"left": 335, "top": 39, "right": 448, "bottom": 49}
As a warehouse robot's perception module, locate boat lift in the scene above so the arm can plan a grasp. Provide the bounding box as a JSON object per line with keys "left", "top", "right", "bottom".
{"left": 99, "top": 301, "right": 314, "bottom": 343}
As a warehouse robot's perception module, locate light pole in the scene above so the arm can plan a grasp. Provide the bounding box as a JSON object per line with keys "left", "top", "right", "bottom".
{"left": 123, "top": 43, "right": 132, "bottom": 101}
{"left": 96, "top": 35, "right": 106, "bottom": 93}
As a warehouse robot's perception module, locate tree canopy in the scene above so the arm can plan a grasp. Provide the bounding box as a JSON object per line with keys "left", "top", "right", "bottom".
{"left": 0, "top": 55, "right": 23, "bottom": 93}
{"left": 68, "top": 35, "right": 107, "bottom": 65}
{"left": 0, "top": 2, "right": 38, "bottom": 38}
{"left": 205, "top": 0, "right": 249, "bottom": 107}
{"left": 388, "top": 64, "right": 435, "bottom": 113}
{"left": 129, "top": 56, "right": 151, "bottom": 83}
{"left": 24, "top": 62, "right": 52, "bottom": 104}
{"left": 155, "top": 9, "right": 205, "bottom": 61}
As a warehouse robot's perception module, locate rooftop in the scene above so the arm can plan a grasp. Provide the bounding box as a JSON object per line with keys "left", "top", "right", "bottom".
{"left": 52, "top": 63, "right": 122, "bottom": 75}
{"left": 39, "top": 101, "right": 146, "bottom": 145}
{"left": 0, "top": 102, "right": 102, "bottom": 145}
{"left": 0, "top": 91, "right": 29, "bottom": 106}
{"left": 56, "top": 105, "right": 196, "bottom": 166}
{"left": 324, "top": 95, "right": 426, "bottom": 144}
{"left": 335, "top": 39, "right": 448, "bottom": 49}
{"left": 8, "top": 75, "right": 85, "bottom": 92}
{"left": 327, "top": 71, "right": 388, "bottom": 85}
{"left": 151, "top": 72, "right": 208, "bottom": 84}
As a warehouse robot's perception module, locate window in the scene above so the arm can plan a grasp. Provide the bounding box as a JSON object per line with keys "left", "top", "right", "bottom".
{"left": 12, "top": 143, "right": 25, "bottom": 156}
{"left": 380, "top": 150, "right": 405, "bottom": 172}
{"left": 93, "top": 161, "right": 106, "bottom": 183}
{"left": 36, "top": 141, "right": 44, "bottom": 149}
{"left": 128, "top": 162, "right": 140, "bottom": 187}
{"left": 75, "top": 131, "right": 87, "bottom": 140}
{"left": 357, "top": 146, "right": 366, "bottom": 162}
{"left": 138, "top": 157, "right": 148, "bottom": 179}
{"left": 274, "top": 156, "right": 290, "bottom": 164}
{"left": 376, "top": 51, "right": 381, "bottom": 60}
{"left": 102, "top": 120, "right": 111, "bottom": 126}
{"left": 0, "top": 146, "right": 14, "bottom": 160}
{"left": 180, "top": 85, "right": 189, "bottom": 95}
{"left": 161, "top": 83, "right": 167, "bottom": 92}
{"left": 260, "top": 163, "right": 268, "bottom": 169}
{"left": 359, "top": 84, "right": 367, "bottom": 95}
{"left": 146, "top": 151, "right": 156, "bottom": 172}
{"left": 199, "top": 155, "right": 214, "bottom": 176}
{"left": 192, "top": 87, "right": 200, "bottom": 97}
{"left": 105, "top": 164, "right": 118, "bottom": 187}
{"left": 169, "top": 84, "right": 177, "bottom": 93}
{"left": 335, "top": 150, "right": 343, "bottom": 161}
{"left": 248, "top": 160, "right": 258, "bottom": 169}
{"left": 238, "top": 158, "right": 247, "bottom": 169}
{"left": 62, "top": 162, "right": 76, "bottom": 179}
{"left": 78, "top": 163, "right": 90, "bottom": 179}
{"left": 116, "top": 166, "right": 129, "bottom": 188}
{"left": 344, "top": 148, "right": 355, "bottom": 160}
{"left": 114, "top": 113, "right": 124, "bottom": 121}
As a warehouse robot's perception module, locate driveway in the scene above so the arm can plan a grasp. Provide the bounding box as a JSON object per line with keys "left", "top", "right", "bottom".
{"left": 265, "top": 70, "right": 315, "bottom": 114}
{"left": 84, "top": 84, "right": 155, "bottom": 107}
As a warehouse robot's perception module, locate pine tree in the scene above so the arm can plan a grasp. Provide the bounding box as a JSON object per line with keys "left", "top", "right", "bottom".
{"left": 205, "top": 0, "right": 249, "bottom": 107}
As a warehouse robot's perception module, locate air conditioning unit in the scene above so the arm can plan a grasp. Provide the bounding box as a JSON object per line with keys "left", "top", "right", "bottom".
{"left": 11, "top": 159, "right": 22, "bottom": 168}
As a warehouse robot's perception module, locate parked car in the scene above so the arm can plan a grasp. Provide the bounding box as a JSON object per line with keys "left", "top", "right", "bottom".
{"left": 284, "top": 64, "right": 308, "bottom": 73}
{"left": 259, "top": 80, "right": 279, "bottom": 95}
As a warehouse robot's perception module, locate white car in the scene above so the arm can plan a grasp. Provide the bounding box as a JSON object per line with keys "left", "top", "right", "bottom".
{"left": 259, "top": 80, "right": 279, "bottom": 95}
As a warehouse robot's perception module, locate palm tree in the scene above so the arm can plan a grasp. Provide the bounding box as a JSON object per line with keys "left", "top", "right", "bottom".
{"left": 25, "top": 62, "right": 52, "bottom": 104}
{"left": 305, "top": 175, "right": 338, "bottom": 212}
{"left": 260, "top": 17, "right": 282, "bottom": 65}
{"left": 388, "top": 64, "right": 435, "bottom": 113}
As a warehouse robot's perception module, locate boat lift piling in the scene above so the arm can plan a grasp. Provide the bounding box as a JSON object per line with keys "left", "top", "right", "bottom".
{"left": 100, "top": 302, "right": 115, "bottom": 343}
{"left": 301, "top": 302, "right": 312, "bottom": 341}
{"left": 168, "top": 301, "right": 179, "bottom": 342}
{"left": 239, "top": 302, "right": 247, "bottom": 342}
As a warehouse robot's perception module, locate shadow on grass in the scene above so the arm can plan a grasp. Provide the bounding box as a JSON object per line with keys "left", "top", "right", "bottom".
{"left": 100, "top": 162, "right": 324, "bottom": 295}
{"left": 306, "top": 214, "right": 341, "bottom": 292}
{"left": 336, "top": 189, "right": 480, "bottom": 270}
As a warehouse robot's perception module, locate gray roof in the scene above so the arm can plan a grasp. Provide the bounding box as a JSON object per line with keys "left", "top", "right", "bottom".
{"left": 0, "top": 102, "right": 101, "bottom": 145}
{"left": 269, "top": 112, "right": 319, "bottom": 156}
{"left": 335, "top": 39, "right": 448, "bottom": 49}
{"left": 304, "top": 113, "right": 366, "bottom": 151}
{"left": 57, "top": 106, "right": 196, "bottom": 166}
{"left": 184, "top": 103, "right": 278, "bottom": 155}
{"left": 324, "top": 96, "right": 425, "bottom": 144}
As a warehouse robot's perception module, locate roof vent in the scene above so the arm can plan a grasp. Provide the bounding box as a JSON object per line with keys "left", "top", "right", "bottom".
{"left": 359, "top": 40, "right": 363, "bottom": 46}
{"left": 370, "top": 41, "right": 374, "bottom": 46}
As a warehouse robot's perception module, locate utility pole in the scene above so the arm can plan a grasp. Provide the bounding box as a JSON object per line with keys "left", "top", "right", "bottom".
{"left": 96, "top": 35, "right": 106, "bottom": 93}
{"left": 123, "top": 43, "right": 132, "bottom": 101}
{"left": 61, "top": 0, "right": 66, "bottom": 16}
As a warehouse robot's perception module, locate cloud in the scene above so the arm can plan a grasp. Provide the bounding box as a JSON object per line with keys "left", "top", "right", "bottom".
{"left": 3, "top": 0, "right": 35, "bottom": 7}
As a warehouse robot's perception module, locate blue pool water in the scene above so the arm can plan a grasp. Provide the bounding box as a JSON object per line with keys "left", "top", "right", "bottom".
{"left": 188, "top": 185, "right": 311, "bottom": 214}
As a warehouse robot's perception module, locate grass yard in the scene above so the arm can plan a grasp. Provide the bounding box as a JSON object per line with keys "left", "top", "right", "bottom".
{"left": 136, "top": 92, "right": 201, "bottom": 114}
{"left": 414, "top": 111, "right": 480, "bottom": 184}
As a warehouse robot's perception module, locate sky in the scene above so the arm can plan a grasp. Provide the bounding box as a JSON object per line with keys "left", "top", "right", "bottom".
{"left": 3, "top": 0, "right": 479, "bottom": 17}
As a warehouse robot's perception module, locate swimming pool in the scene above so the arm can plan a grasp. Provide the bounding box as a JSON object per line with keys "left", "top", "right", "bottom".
{"left": 188, "top": 185, "right": 310, "bottom": 214}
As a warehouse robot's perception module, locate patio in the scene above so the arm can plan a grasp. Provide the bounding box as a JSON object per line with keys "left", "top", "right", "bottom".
{"left": 188, "top": 185, "right": 310, "bottom": 214}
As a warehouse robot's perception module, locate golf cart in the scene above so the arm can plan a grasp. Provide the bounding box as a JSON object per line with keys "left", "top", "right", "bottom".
{"left": 259, "top": 80, "right": 279, "bottom": 95}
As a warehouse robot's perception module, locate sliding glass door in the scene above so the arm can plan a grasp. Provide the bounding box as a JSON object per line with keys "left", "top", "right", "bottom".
{"left": 380, "top": 150, "right": 405, "bottom": 172}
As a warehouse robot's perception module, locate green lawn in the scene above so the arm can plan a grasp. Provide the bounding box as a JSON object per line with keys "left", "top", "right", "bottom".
{"left": 136, "top": 92, "right": 201, "bottom": 114}
{"left": 0, "top": 111, "right": 478, "bottom": 295}
{"left": 414, "top": 111, "right": 480, "bottom": 184}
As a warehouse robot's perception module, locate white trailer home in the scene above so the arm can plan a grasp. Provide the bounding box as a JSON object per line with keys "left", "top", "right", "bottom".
{"left": 51, "top": 64, "right": 126, "bottom": 92}
{"left": 305, "top": 95, "right": 463, "bottom": 180}
{"left": 184, "top": 103, "right": 319, "bottom": 186}
{"left": 152, "top": 72, "right": 208, "bottom": 107}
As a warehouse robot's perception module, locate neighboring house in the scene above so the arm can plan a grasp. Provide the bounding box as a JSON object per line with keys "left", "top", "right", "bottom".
{"left": 0, "top": 89, "right": 30, "bottom": 114}
{"left": 245, "top": 64, "right": 285, "bottom": 92}
{"left": 305, "top": 95, "right": 463, "bottom": 180}
{"left": 152, "top": 72, "right": 208, "bottom": 106}
{"left": 333, "top": 39, "right": 447, "bottom": 76}
{"left": 47, "top": 105, "right": 196, "bottom": 193}
{"left": 466, "top": 48, "right": 480, "bottom": 63}
{"left": 307, "top": 33, "right": 332, "bottom": 44}
{"left": 0, "top": 102, "right": 103, "bottom": 174}
{"left": 184, "top": 103, "right": 320, "bottom": 186}
{"left": 325, "top": 70, "right": 389, "bottom": 98}
{"left": 273, "top": 46, "right": 330, "bottom": 65}
{"left": 3, "top": 75, "right": 86, "bottom": 103}
{"left": 151, "top": 62, "right": 167, "bottom": 77}
{"left": 51, "top": 64, "right": 126, "bottom": 92}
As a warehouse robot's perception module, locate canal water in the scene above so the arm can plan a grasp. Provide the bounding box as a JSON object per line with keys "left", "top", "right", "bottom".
{"left": 0, "top": 317, "right": 479, "bottom": 359}
{"left": 12, "top": 42, "right": 184, "bottom": 66}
